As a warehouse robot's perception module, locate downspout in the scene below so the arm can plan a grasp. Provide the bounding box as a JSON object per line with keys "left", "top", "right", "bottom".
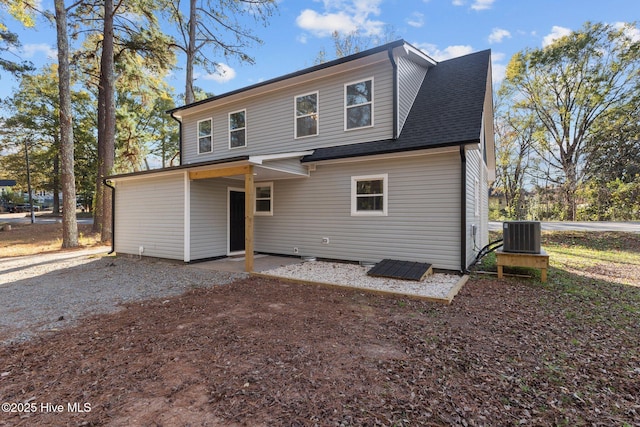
{"left": 103, "top": 178, "right": 116, "bottom": 254}
{"left": 460, "top": 145, "right": 467, "bottom": 273}
{"left": 387, "top": 47, "right": 398, "bottom": 139}
{"left": 170, "top": 111, "right": 183, "bottom": 165}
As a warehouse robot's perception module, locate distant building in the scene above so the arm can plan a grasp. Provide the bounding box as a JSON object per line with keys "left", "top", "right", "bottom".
{"left": 0, "top": 180, "right": 17, "bottom": 196}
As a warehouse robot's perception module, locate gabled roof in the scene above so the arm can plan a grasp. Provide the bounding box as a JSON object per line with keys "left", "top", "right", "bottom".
{"left": 0, "top": 179, "right": 17, "bottom": 187}
{"left": 168, "top": 39, "right": 435, "bottom": 117}
{"left": 302, "top": 49, "right": 492, "bottom": 162}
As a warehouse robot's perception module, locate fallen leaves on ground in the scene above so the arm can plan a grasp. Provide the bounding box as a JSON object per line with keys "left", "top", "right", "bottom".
{"left": 1, "top": 273, "right": 638, "bottom": 426}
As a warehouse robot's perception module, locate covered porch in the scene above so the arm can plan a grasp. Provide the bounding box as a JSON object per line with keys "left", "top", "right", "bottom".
{"left": 185, "top": 151, "right": 312, "bottom": 272}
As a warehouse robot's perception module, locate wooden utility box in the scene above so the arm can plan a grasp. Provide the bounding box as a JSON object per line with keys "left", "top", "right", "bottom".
{"left": 496, "top": 248, "right": 549, "bottom": 282}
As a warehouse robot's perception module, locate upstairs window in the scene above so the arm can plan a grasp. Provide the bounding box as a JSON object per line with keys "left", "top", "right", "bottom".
{"left": 295, "top": 92, "right": 318, "bottom": 138}
{"left": 229, "top": 110, "right": 246, "bottom": 149}
{"left": 351, "top": 174, "right": 388, "bottom": 216}
{"left": 345, "top": 78, "right": 373, "bottom": 130}
{"left": 197, "top": 118, "right": 212, "bottom": 154}
{"left": 255, "top": 182, "right": 273, "bottom": 216}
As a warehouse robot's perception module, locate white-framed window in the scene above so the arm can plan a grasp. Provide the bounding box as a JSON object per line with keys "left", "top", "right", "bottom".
{"left": 294, "top": 91, "right": 319, "bottom": 138}
{"left": 345, "top": 78, "right": 373, "bottom": 130}
{"left": 229, "top": 109, "right": 246, "bottom": 149}
{"left": 255, "top": 182, "right": 273, "bottom": 216}
{"left": 197, "top": 118, "right": 213, "bottom": 154}
{"left": 351, "top": 174, "right": 388, "bottom": 216}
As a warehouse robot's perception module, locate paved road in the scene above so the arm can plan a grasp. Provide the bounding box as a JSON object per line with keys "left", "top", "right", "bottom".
{"left": 0, "top": 212, "right": 94, "bottom": 225}
{"left": 489, "top": 221, "right": 640, "bottom": 233}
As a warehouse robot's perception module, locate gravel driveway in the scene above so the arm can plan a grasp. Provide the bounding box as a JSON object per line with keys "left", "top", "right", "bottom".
{"left": 0, "top": 248, "right": 246, "bottom": 345}
{"left": 2, "top": 248, "right": 467, "bottom": 346}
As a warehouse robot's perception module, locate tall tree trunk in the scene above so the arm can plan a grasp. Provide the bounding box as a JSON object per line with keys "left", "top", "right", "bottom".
{"left": 93, "top": 165, "right": 103, "bottom": 233}
{"left": 563, "top": 161, "right": 578, "bottom": 221}
{"left": 52, "top": 151, "right": 60, "bottom": 214}
{"left": 54, "top": 0, "right": 78, "bottom": 248}
{"left": 95, "top": 0, "right": 116, "bottom": 242}
{"left": 185, "top": 0, "right": 197, "bottom": 105}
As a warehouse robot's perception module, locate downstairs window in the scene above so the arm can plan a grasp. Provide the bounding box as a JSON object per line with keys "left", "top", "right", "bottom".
{"left": 351, "top": 174, "right": 388, "bottom": 216}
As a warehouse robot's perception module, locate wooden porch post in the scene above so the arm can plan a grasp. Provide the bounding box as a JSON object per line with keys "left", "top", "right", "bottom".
{"left": 244, "top": 166, "right": 254, "bottom": 272}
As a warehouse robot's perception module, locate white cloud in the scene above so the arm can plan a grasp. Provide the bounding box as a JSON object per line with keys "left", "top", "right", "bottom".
{"left": 488, "top": 28, "right": 511, "bottom": 44}
{"left": 471, "top": 0, "right": 495, "bottom": 10}
{"left": 490, "top": 53, "right": 507, "bottom": 84}
{"left": 613, "top": 21, "right": 640, "bottom": 42}
{"left": 296, "top": 9, "right": 359, "bottom": 36}
{"left": 492, "top": 52, "right": 505, "bottom": 62}
{"left": 414, "top": 42, "right": 474, "bottom": 61}
{"left": 352, "top": 0, "right": 383, "bottom": 16}
{"left": 407, "top": 12, "right": 425, "bottom": 28}
{"left": 201, "top": 63, "right": 237, "bottom": 83}
{"left": 491, "top": 62, "right": 506, "bottom": 84}
{"left": 22, "top": 43, "right": 57, "bottom": 59}
{"left": 542, "top": 25, "right": 572, "bottom": 47}
{"left": 452, "top": 0, "right": 494, "bottom": 10}
{"left": 296, "top": 0, "right": 385, "bottom": 37}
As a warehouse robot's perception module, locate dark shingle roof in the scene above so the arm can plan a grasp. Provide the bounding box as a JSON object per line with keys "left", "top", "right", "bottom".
{"left": 0, "top": 180, "right": 17, "bottom": 186}
{"left": 302, "top": 49, "right": 491, "bottom": 162}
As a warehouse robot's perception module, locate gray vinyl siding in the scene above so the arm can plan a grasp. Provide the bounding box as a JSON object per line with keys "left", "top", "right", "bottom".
{"left": 465, "top": 147, "right": 483, "bottom": 268}
{"left": 190, "top": 179, "right": 231, "bottom": 260}
{"left": 481, "top": 161, "right": 489, "bottom": 248}
{"left": 181, "top": 59, "right": 394, "bottom": 165}
{"left": 114, "top": 173, "right": 184, "bottom": 260}
{"left": 397, "top": 56, "right": 428, "bottom": 133}
{"left": 254, "top": 152, "right": 461, "bottom": 270}
{"left": 480, "top": 123, "right": 490, "bottom": 250}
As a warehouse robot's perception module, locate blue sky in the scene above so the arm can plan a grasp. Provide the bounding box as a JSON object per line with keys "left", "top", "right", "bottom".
{"left": 1, "top": 0, "right": 639, "bottom": 102}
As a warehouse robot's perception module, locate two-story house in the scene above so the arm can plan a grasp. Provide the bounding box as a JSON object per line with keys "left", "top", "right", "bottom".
{"left": 106, "top": 39, "right": 495, "bottom": 273}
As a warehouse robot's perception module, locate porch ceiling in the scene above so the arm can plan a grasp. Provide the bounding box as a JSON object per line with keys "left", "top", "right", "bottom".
{"left": 188, "top": 151, "right": 313, "bottom": 181}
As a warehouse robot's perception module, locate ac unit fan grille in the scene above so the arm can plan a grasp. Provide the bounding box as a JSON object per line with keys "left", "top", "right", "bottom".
{"left": 503, "top": 221, "right": 541, "bottom": 254}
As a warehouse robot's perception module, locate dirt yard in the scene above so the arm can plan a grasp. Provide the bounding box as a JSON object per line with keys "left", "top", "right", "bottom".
{"left": 0, "top": 221, "right": 100, "bottom": 257}
{"left": 0, "top": 225, "right": 639, "bottom": 426}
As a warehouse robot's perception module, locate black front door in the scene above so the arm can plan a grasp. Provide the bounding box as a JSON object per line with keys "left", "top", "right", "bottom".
{"left": 229, "top": 190, "right": 245, "bottom": 252}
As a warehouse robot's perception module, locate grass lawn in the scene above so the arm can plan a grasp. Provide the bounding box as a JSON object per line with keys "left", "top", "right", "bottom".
{"left": 484, "top": 229, "right": 640, "bottom": 289}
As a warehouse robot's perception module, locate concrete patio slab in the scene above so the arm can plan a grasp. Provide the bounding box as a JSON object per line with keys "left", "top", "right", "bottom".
{"left": 189, "top": 254, "right": 304, "bottom": 273}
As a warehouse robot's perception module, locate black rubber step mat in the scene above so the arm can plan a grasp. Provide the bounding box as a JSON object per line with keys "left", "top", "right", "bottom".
{"left": 367, "top": 259, "right": 433, "bottom": 281}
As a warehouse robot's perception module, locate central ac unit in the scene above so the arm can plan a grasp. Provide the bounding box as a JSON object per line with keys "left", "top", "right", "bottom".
{"left": 502, "top": 221, "right": 541, "bottom": 254}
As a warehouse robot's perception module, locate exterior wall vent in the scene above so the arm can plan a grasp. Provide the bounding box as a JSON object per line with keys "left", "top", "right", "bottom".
{"left": 502, "top": 221, "right": 541, "bottom": 254}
